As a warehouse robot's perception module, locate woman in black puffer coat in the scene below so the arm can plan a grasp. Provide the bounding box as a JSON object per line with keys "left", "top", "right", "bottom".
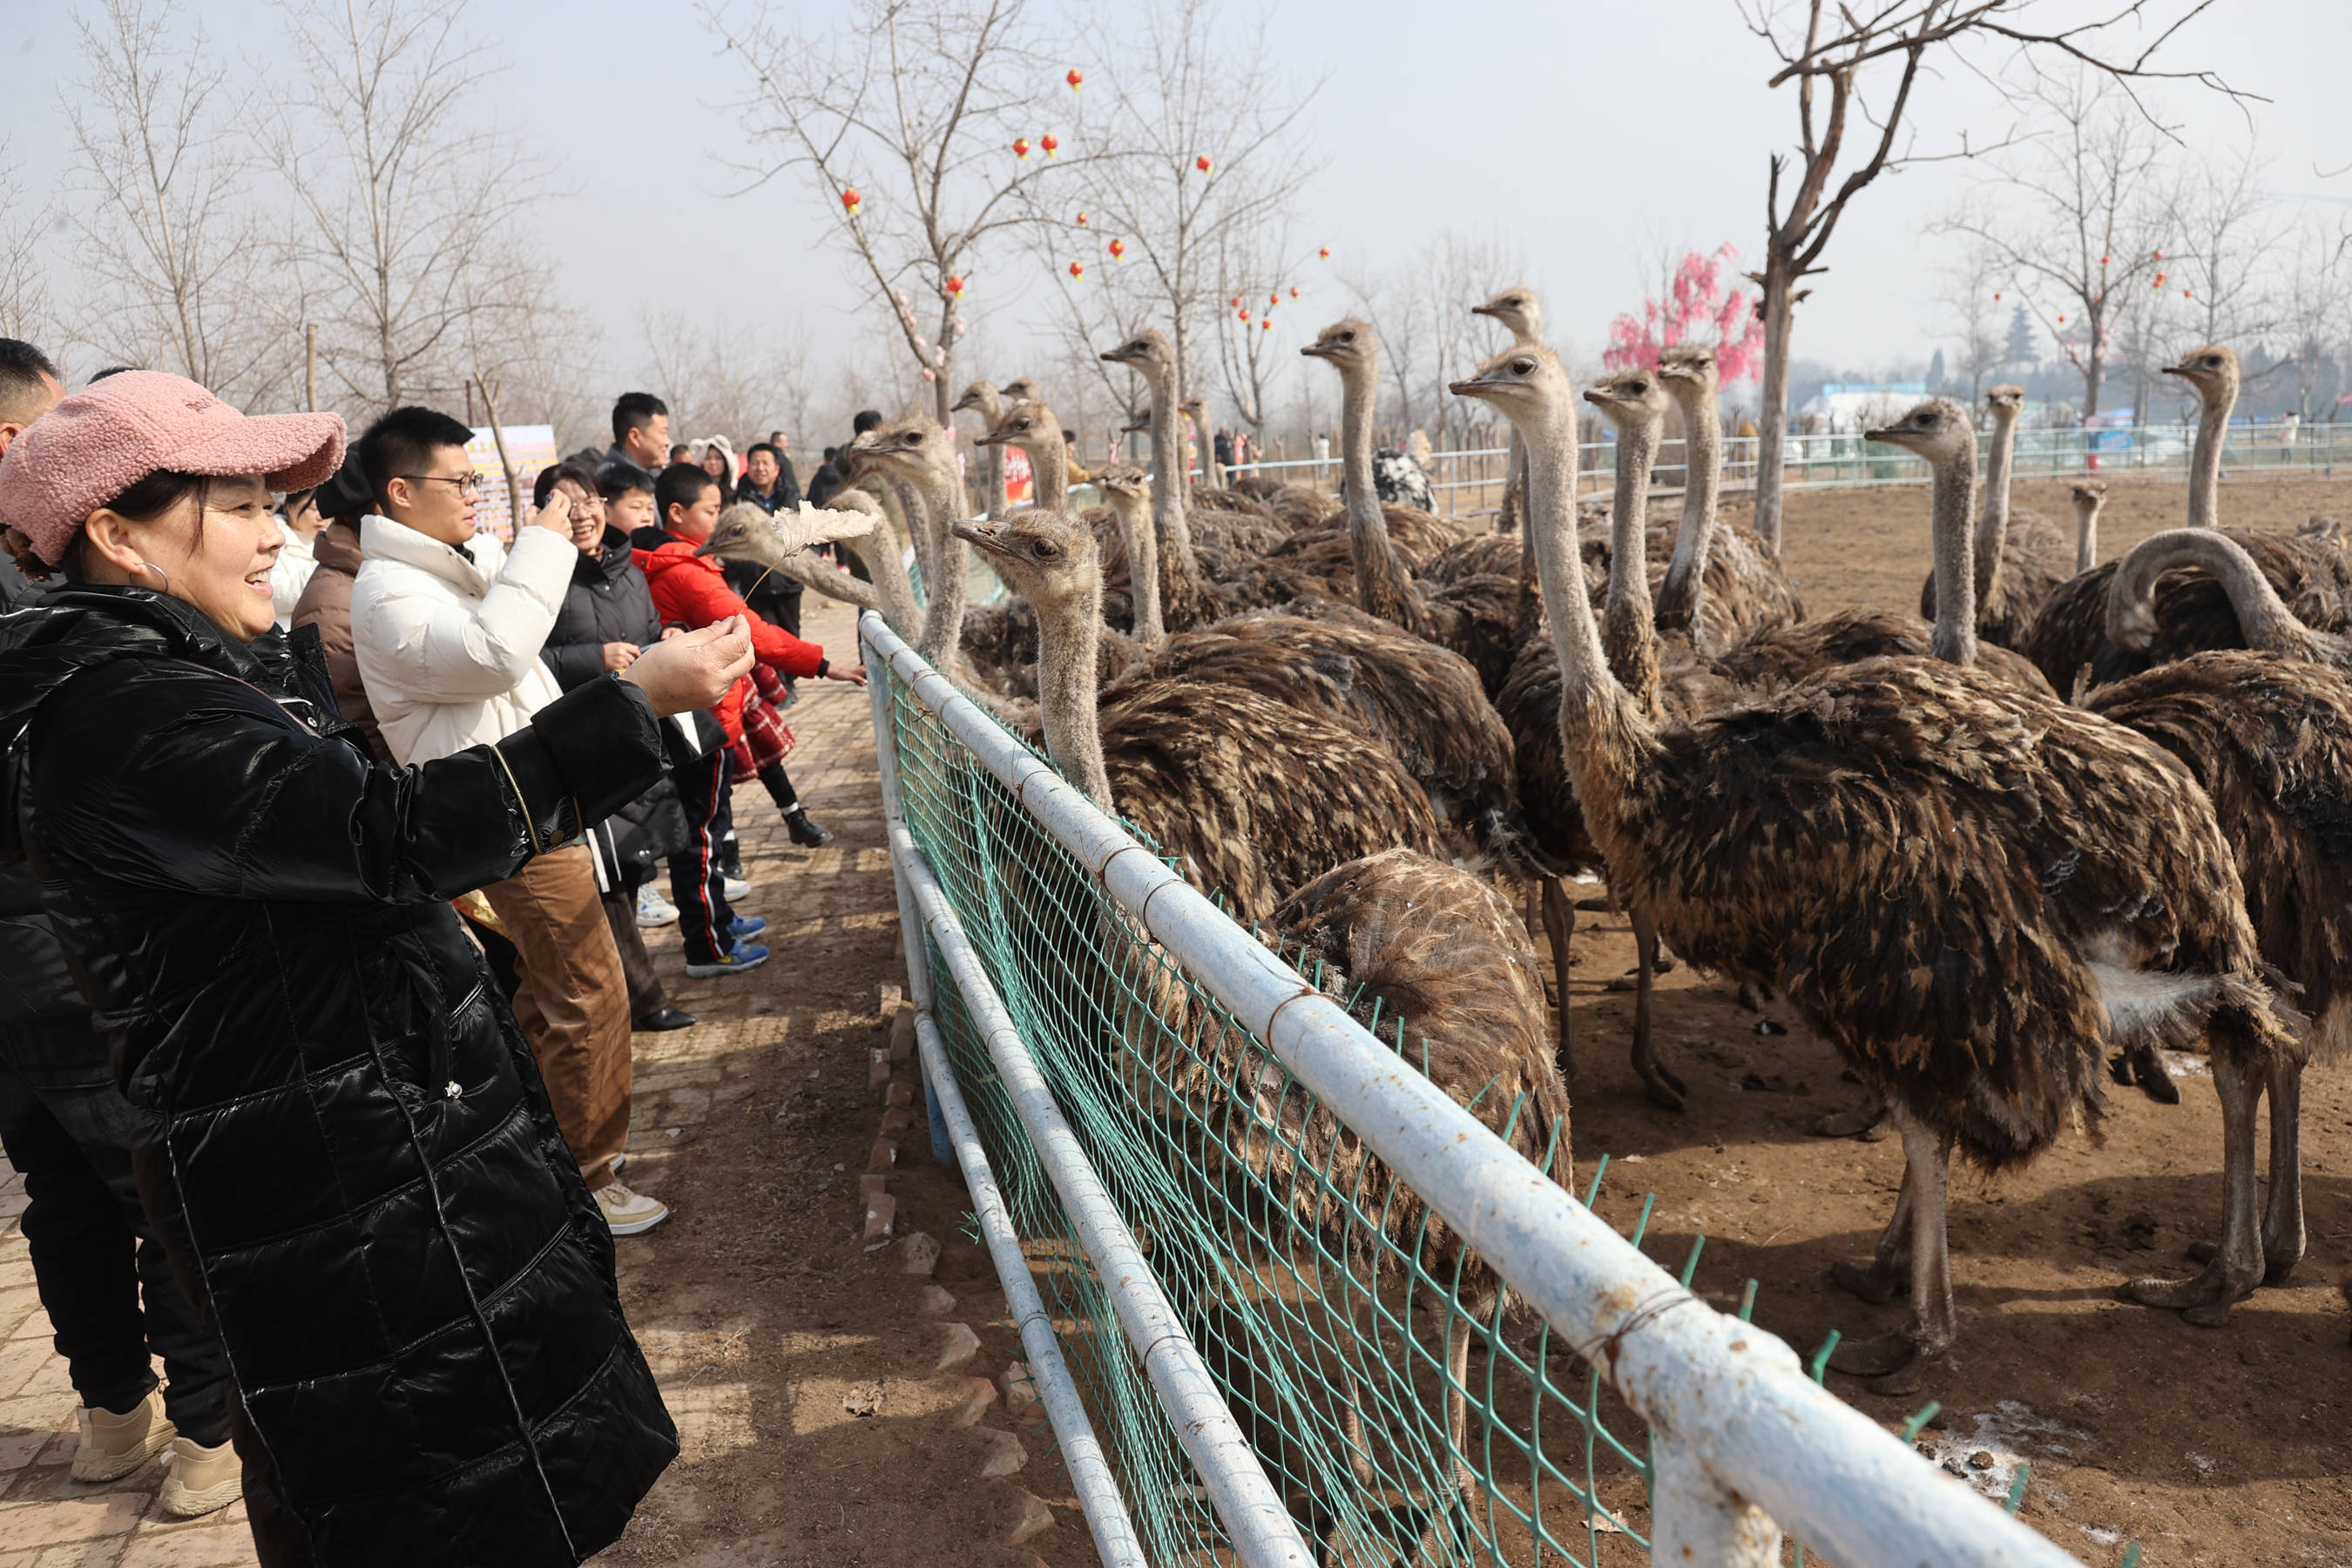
{"left": 0, "top": 373, "right": 753, "bottom": 1566}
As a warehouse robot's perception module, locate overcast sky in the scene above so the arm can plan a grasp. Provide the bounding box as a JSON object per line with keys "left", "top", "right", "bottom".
{"left": 6, "top": 0, "right": 2349, "bottom": 409}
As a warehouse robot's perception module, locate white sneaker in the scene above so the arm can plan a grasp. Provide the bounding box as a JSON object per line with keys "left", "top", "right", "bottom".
{"left": 723, "top": 875, "right": 751, "bottom": 902}
{"left": 72, "top": 1388, "right": 175, "bottom": 1482}
{"left": 157, "top": 1435, "right": 242, "bottom": 1517}
{"left": 596, "top": 1179, "right": 670, "bottom": 1235}
{"left": 635, "top": 884, "right": 679, "bottom": 928}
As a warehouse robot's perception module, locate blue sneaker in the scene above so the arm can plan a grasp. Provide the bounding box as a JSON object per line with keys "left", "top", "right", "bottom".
{"left": 727, "top": 914, "right": 767, "bottom": 941}
{"left": 685, "top": 942, "right": 769, "bottom": 978}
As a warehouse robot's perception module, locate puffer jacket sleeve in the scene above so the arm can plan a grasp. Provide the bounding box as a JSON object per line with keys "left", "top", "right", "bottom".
{"left": 538, "top": 636, "right": 608, "bottom": 693}
{"left": 31, "top": 659, "right": 665, "bottom": 905}
{"left": 359, "top": 527, "right": 578, "bottom": 701}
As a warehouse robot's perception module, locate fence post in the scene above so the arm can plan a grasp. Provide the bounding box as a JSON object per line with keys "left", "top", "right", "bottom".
{"left": 863, "top": 613, "right": 952, "bottom": 1164}
{"left": 1651, "top": 1436, "right": 1783, "bottom": 1565}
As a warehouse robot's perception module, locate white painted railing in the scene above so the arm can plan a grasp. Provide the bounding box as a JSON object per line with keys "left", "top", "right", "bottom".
{"left": 863, "top": 608, "right": 2090, "bottom": 1566}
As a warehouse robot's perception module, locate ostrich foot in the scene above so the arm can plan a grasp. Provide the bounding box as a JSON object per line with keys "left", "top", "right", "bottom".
{"left": 1831, "top": 1259, "right": 1903, "bottom": 1307}
{"left": 2185, "top": 1237, "right": 2301, "bottom": 1287}
{"left": 1813, "top": 1100, "right": 1889, "bottom": 1139}
{"left": 1735, "top": 978, "right": 1767, "bottom": 1012}
{"left": 2131, "top": 1044, "right": 2182, "bottom": 1105}
{"left": 1866, "top": 1359, "right": 1934, "bottom": 1397}
{"left": 1828, "top": 1328, "right": 1921, "bottom": 1378}
{"left": 1637, "top": 1062, "right": 1686, "bottom": 1114}
{"left": 2126, "top": 1257, "right": 2259, "bottom": 1317}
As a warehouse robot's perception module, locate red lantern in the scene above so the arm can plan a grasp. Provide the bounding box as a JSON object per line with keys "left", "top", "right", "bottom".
{"left": 2057, "top": 314, "right": 2066, "bottom": 324}
{"left": 1994, "top": 291, "right": 2002, "bottom": 301}
{"left": 2100, "top": 254, "right": 2110, "bottom": 267}
{"left": 2153, "top": 272, "right": 2166, "bottom": 287}
{"left": 1075, "top": 212, "right": 1089, "bottom": 226}
{"left": 2153, "top": 249, "right": 2163, "bottom": 260}
{"left": 1237, "top": 310, "right": 1250, "bottom": 323}
{"left": 1318, "top": 247, "right": 1330, "bottom": 260}
{"left": 1069, "top": 260, "right": 1085, "bottom": 280}
{"left": 1230, "top": 295, "right": 1242, "bottom": 308}
{"left": 2184, "top": 287, "right": 2193, "bottom": 298}
{"left": 841, "top": 187, "right": 862, "bottom": 214}
{"left": 1066, "top": 68, "right": 1083, "bottom": 91}
{"left": 1195, "top": 154, "right": 1212, "bottom": 173}
{"left": 1041, "top": 133, "right": 1059, "bottom": 159}
{"left": 1012, "top": 138, "right": 1031, "bottom": 159}
{"left": 1107, "top": 238, "right": 1125, "bottom": 260}
{"left": 1288, "top": 287, "right": 1299, "bottom": 299}
{"left": 1267, "top": 292, "right": 1280, "bottom": 307}
{"left": 945, "top": 275, "right": 965, "bottom": 297}
{"left": 1260, "top": 316, "right": 1273, "bottom": 331}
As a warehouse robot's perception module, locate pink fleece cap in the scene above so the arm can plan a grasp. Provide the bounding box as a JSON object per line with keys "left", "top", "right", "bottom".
{"left": 0, "top": 371, "right": 347, "bottom": 564}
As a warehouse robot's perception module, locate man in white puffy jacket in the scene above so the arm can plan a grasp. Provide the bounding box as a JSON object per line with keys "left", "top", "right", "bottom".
{"left": 347, "top": 406, "right": 668, "bottom": 1236}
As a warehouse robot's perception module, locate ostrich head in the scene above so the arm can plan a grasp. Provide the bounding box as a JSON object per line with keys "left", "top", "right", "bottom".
{"left": 1863, "top": 398, "right": 1975, "bottom": 463}
{"left": 695, "top": 500, "right": 875, "bottom": 566}
{"left": 2163, "top": 344, "right": 2239, "bottom": 398}
{"left": 1101, "top": 330, "right": 1173, "bottom": 375}
{"left": 950, "top": 510, "right": 1099, "bottom": 616}
{"left": 2071, "top": 477, "right": 2107, "bottom": 510}
{"left": 975, "top": 399, "right": 1055, "bottom": 452}
{"left": 1179, "top": 393, "right": 1209, "bottom": 429}
{"left": 998, "top": 376, "right": 1040, "bottom": 403}
{"left": 1301, "top": 318, "right": 1375, "bottom": 377}
{"left": 1985, "top": 383, "right": 2026, "bottom": 417}
{"left": 1097, "top": 464, "right": 1150, "bottom": 501}
{"left": 1583, "top": 367, "right": 1673, "bottom": 432}
{"left": 1119, "top": 407, "right": 1152, "bottom": 436}
{"left": 1655, "top": 343, "right": 1720, "bottom": 401}
{"left": 848, "top": 411, "right": 954, "bottom": 483}
{"left": 1449, "top": 341, "right": 1569, "bottom": 422}
{"left": 1471, "top": 285, "right": 1543, "bottom": 341}
{"left": 950, "top": 380, "right": 997, "bottom": 416}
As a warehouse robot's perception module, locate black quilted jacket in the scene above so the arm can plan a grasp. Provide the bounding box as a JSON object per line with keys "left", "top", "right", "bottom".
{"left": 0, "top": 586, "right": 678, "bottom": 1565}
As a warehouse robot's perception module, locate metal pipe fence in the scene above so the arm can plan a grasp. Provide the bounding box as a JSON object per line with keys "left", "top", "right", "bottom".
{"left": 1205, "top": 421, "right": 2352, "bottom": 519}
{"left": 862, "top": 606, "right": 2092, "bottom": 1567}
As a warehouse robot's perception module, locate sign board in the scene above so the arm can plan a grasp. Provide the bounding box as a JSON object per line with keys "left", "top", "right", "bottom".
{"left": 1003, "top": 445, "right": 1034, "bottom": 504}
{"left": 464, "top": 424, "right": 558, "bottom": 544}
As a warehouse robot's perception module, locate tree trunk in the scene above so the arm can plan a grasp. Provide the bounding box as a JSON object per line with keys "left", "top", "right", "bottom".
{"left": 1751, "top": 254, "right": 1796, "bottom": 556}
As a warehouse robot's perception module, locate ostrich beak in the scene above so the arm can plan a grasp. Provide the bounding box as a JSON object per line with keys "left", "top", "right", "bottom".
{"left": 1470, "top": 302, "right": 1501, "bottom": 319}
{"left": 973, "top": 427, "right": 1010, "bottom": 448}
{"left": 1862, "top": 423, "right": 1906, "bottom": 444}
{"left": 950, "top": 520, "right": 1008, "bottom": 556}
{"left": 2161, "top": 361, "right": 2193, "bottom": 379}
{"left": 1300, "top": 341, "right": 1337, "bottom": 360}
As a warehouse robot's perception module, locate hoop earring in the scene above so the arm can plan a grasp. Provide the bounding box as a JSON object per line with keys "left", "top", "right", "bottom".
{"left": 136, "top": 561, "right": 169, "bottom": 595}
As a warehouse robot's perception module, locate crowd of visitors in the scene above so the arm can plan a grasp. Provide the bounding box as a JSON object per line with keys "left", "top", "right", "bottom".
{"left": 0, "top": 337, "right": 864, "bottom": 1564}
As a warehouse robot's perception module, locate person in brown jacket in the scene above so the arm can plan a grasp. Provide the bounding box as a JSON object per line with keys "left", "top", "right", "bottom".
{"left": 287, "top": 504, "right": 393, "bottom": 764}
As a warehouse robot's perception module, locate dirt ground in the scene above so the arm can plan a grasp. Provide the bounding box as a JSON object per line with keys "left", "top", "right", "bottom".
{"left": 10, "top": 475, "right": 2348, "bottom": 1566}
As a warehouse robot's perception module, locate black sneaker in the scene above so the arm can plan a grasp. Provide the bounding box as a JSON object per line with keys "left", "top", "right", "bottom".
{"left": 786, "top": 810, "right": 832, "bottom": 848}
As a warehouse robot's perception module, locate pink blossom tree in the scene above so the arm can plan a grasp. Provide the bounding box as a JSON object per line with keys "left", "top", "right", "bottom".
{"left": 1603, "top": 243, "right": 1765, "bottom": 381}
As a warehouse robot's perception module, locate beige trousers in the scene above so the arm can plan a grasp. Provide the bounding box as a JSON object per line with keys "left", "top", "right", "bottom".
{"left": 481, "top": 845, "right": 632, "bottom": 1192}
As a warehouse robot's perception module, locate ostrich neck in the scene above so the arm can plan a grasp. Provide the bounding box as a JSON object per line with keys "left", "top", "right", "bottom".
{"left": 1031, "top": 578, "right": 1113, "bottom": 809}
{"left": 1656, "top": 387, "right": 1720, "bottom": 635}
{"left": 1111, "top": 493, "right": 1166, "bottom": 644}
{"left": 1928, "top": 446, "right": 1981, "bottom": 668}
{"left": 1146, "top": 366, "right": 1195, "bottom": 557}
{"left": 2074, "top": 503, "right": 2101, "bottom": 575}
{"left": 972, "top": 389, "right": 1006, "bottom": 519}
{"left": 2187, "top": 380, "right": 2235, "bottom": 529}
{"left": 1024, "top": 432, "right": 1068, "bottom": 510}
{"left": 1339, "top": 362, "right": 1417, "bottom": 625}
{"left": 864, "top": 510, "right": 925, "bottom": 644}
{"left": 2108, "top": 529, "right": 2322, "bottom": 658}
{"left": 1602, "top": 414, "right": 1663, "bottom": 711}
{"left": 1521, "top": 398, "right": 1656, "bottom": 789}
{"left": 1976, "top": 406, "right": 2018, "bottom": 609}
{"left": 908, "top": 465, "right": 970, "bottom": 666}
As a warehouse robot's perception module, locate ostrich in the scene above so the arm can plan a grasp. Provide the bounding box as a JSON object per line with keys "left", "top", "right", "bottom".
{"left": 700, "top": 492, "right": 924, "bottom": 645}
{"left": 1918, "top": 385, "right": 2074, "bottom": 649}
{"left": 2072, "top": 478, "right": 2109, "bottom": 574}
{"left": 1101, "top": 336, "right": 1304, "bottom": 562}
{"left": 950, "top": 508, "right": 1443, "bottom": 923}
{"left": 950, "top": 379, "right": 1007, "bottom": 519}
{"left": 1652, "top": 343, "right": 1808, "bottom": 652}
{"left": 2076, "top": 524, "right": 2352, "bottom": 1294}
{"left": 976, "top": 397, "right": 1074, "bottom": 510}
{"left": 2019, "top": 345, "right": 2352, "bottom": 693}
{"left": 1455, "top": 342, "right": 2295, "bottom": 1380}
{"left": 1473, "top": 284, "right": 1544, "bottom": 553}
{"left": 1301, "top": 319, "right": 1522, "bottom": 694}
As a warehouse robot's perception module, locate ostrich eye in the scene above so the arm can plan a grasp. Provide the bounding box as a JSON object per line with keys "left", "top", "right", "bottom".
{"left": 1511, "top": 359, "right": 1534, "bottom": 375}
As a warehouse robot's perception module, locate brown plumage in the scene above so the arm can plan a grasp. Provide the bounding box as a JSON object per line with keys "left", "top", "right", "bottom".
{"left": 1458, "top": 348, "right": 2297, "bottom": 1376}
{"left": 1718, "top": 609, "right": 2057, "bottom": 697}
{"left": 1106, "top": 611, "right": 1557, "bottom": 876}
{"left": 950, "top": 510, "right": 1443, "bottom": 925}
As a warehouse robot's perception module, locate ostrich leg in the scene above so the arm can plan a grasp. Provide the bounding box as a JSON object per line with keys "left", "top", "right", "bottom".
{"left": 2261, "top": 1054, "right": 2306, "bottom": 1284}
{"left": 2129, "top": 1051, "right": 2266, "bottom": 1322}
{"left": 1831, "top": 1162, "right": 1917, "bottom": 1307}
{"left": 1627, "top": 903, "right": 1686, "bottom": 1111}
{"left": 1538, "top": 878, "right": 1577, "bottom": 1078}
{"left": 1829, "top": 1112, "right": 1954, "bottom": 1383}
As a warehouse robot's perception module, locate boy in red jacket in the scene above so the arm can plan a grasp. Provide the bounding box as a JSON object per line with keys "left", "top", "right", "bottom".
{"left": 636, "top": 463, "right": 866, "bottom": 975}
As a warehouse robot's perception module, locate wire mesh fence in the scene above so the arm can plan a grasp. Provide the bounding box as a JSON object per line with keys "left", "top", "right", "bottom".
{"left": 866, "top": 610, "right": 2092, "bottom": 1568}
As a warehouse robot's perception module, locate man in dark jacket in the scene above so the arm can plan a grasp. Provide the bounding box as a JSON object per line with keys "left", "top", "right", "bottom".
{"left": 535, "top": 463, "right": 693, "bottom": 1033}
{"left": 0, "top": 339, "right": 238, "bottom": 1511}
{"left": 287, "top": 511, "right": 393, "bottom": 762}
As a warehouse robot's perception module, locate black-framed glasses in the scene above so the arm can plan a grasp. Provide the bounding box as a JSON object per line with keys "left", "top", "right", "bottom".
{"left": 399, "top": 472, "right": 486, "bottom": 497}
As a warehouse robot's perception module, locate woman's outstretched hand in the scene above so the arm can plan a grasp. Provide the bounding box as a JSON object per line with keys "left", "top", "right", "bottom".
{"left": 620, "top": 616, "right": 754, "bottom": 716}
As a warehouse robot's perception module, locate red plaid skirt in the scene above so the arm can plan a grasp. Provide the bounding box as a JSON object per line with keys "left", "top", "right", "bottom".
{"left": 729, "top": 664, "right": 797, "bottom": 774}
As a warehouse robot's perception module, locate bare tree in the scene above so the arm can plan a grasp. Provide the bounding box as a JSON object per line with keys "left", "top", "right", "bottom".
{"left": 255, "top": 0, "right": 563, "bottom": 417}
{"left": 0, "top": 145, "right": 59, "bottom": 350}
{"left": 1035, "top": 0, "right": 1324, "bottom": 404}
{"left": 717, "top": 0, "right": 1067, "bottom": 425}
{"left": 1937, "top": 72, "right": 2170, "bottom": 419}
{"left": 62, "top": 0, "right": 283, "bottom": 403}
{"left": 2280, "top": 217, "right": 2351, "bottom": 422}
{"left": 1210, "top": 222, "right": 1299, "bottom": 440}
{"left": 636, "top": 304, "right": 825, "bottom": 449}
{"left": 1737, "top": 0, "right": 2244, "bottom": 553}
{"left": 2163, "top": 137, "right": 2285, "bottom": 348}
